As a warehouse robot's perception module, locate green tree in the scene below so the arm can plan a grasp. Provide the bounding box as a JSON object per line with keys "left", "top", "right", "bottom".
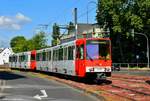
{"left": 68, "top": 22, "right": 75, "bottom": 34}
{"left": 96, "top": 0, "right": 150, "bottom": 63}
{"left": 10, "top": 36, "right": 28, "bottom": 53}
{"left": 10, "top": 32, "right": 48, "bottom": 52}
{"left": 31, "top": 31, "right": 48, "bottom": 50}
{"left": 52, "top": 23, "right": 60, "bottom": 46}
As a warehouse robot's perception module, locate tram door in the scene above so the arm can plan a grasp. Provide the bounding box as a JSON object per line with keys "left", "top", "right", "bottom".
{"left": 30, "top": 50, "right": 36, "bottom": 70}
{"left": 75, "top": 41, "right": 85, "bottom": 77}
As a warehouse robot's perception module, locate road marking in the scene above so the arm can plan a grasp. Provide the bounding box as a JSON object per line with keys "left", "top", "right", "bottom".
{"left": 33, "top": 90, "right": 48, "bottom": 100}
{"left": 0, "top": 80, "right": 6, "bottom": 95}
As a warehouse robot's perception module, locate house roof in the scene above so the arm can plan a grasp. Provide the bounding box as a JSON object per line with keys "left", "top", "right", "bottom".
{"left": 0, "top": 48, "right": 4, "bottom": 53}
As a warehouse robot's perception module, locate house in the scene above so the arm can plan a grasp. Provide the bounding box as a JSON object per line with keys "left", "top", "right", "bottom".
{"left": 0, "top": 48, "right": 13, "bottom": 65}
{"left": 60, "top": 23, "right": 109, "bottom": 44}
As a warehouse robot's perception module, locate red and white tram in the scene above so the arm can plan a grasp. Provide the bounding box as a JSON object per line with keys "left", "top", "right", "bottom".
{"left": 9, "top": 37, "right": 111, "bottom": 79}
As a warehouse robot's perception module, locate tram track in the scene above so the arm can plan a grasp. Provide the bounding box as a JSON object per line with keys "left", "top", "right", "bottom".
{"left": 94, "top": 80, "right": 150, "bottom": 101}
{"left": 112, "top": 74, "right": 150, "bottom": 81}
{"left": 104, "top": 76, "right": 150, "bottom": 101}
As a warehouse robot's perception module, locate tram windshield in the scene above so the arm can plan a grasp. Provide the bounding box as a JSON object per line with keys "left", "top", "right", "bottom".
{"left": 86, "top": 40, "right": 110, "bottom": 60}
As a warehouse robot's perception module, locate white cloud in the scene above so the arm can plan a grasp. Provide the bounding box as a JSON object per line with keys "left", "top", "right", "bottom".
{"left": 11, "top": 24, "right": 21, "bottom": 30}
{"left": 16, "top": 13, "right": 31, "bottom": 24}
{"left": 0, "top": 13, "right": 31, "bottom": 30}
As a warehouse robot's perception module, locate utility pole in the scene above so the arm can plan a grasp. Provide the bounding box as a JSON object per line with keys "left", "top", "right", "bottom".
{"left": 132, "top": 29, "right": 149, "bottom": 68}
{"left": 135, "top": 32, "right": 149, "bottom": 68}
{"left": 74, "top": 8, "right": 78, "bottom": 40}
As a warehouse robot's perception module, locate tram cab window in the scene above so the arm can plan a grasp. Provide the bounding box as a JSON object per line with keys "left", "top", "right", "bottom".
{"left": 76, "top": 45, "right": 84, "bottom": 60}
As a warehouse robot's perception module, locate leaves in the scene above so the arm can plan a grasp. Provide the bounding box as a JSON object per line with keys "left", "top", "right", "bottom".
{"left": 96, "top": 0, "right": 150, "bottom": 63}
{"left": 10, "top": 32, "right": 47, "bottom": 53}
{"left": 52, "top": 23, "right": 60, "bottom": 46}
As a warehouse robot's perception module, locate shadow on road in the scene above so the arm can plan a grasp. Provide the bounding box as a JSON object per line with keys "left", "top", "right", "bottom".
{"left": 0, "top": 71, "right": 26, "bottom": 80}
{"left": 0, "top": 96, "right": 5, "bottom": 100}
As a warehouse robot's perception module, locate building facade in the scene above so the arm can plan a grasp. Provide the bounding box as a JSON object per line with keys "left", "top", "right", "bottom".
{"left": 0, "top": 48, "right": 13, "bottom": 65}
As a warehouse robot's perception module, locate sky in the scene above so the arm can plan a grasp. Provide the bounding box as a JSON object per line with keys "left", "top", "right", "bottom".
{"left": 0, "top": 0, "right": 97, "bottom": 47}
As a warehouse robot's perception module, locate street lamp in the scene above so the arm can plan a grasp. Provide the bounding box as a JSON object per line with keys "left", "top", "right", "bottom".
{"left": 87, "top": 1, "right": 97, "bottom": 24}
{"left": 134, "top": 32, "right": 149, "bottom": 68}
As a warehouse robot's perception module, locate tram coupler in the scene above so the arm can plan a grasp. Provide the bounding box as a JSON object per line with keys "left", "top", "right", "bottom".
{"left": 96, "top": 73, "right": 106, "bottom": 80}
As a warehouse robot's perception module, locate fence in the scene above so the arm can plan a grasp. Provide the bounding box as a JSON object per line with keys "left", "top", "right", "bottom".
{"left": 0, "top": 64, "right": 9, "bottom": 69}
{"left": 112, "top": 63, "right": 149, "bottom": 68}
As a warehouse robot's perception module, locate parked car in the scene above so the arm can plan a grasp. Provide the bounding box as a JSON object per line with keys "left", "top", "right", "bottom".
{"left": 112, "top": 64, "right": 120, "bottom": 71}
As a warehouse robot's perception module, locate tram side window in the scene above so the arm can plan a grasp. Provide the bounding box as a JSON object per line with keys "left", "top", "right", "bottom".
{"left": 45, "top": 52, "right": 49, "bottom": 61}
{"left": 68, "top": 46, "right": 74, "bottom": 60}
{"left": 22, "top": 55, "right": 26, "bottom": 62}
{"left": 15, "top": 56, "right": 17, "bottom": 62}
{"left": 13, "top": 56, "right": 16, "bottom": 62}
{"left": 25, "top": 55, "right": 28, "bottom": 61}
{"left": 59, "top": 48, "right": 63, "bottom": 60}
{"left": 42, "top": 52, "right": 46, "bottom": 61}
{"left": 9, "top": 57, "right": 12, "bottom": 62}
{"left": 48, "top": 51, "right": 51, "bottom": 61}
{"left": 56, "top": 49, "right": 59, "bottom": 61}
{"left": 63, "top": 47, "right": 68, "bottom": 60}
{"left": 36, "top": 53, "right": 40, "bottom": 61}
{"left": 53, "top": 50, "right": 55, "bottom": 61}
{"left": 53, "top": 50, "right": 57, "bottom": 61}
{"left": 19, "top": 56, "right": 22, "bottom": 62}
{"left": 76, "top": 45, "right": 84, "bottom": 60}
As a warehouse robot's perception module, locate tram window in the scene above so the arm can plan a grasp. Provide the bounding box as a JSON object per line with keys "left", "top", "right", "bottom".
{"left": 56, "top": 49, "right": 59, "bottom": 61}
{"left": 59, "top": 48, "right": 63, "bottom": 60}
{"left": 36, "top": 53, "right": 40, "bottom": 61}
{"left": 9, "top": 57, "right": 12, "bottom": 62}
{"left": 53, "top": 50, "right": 55, "bottom": 60}
{"left": 23, "top": 55, "right": 25, "bottom": 61}
{"left": 25, "top": 55, "right": 28, "bottom": 61}
{"left": 53, "top": 50, "right": 58, "bottom": 61}
{"left": 45, "top": 52, "right": 48, "bottom": 61}
{"left": 68, "top": 46, "right": 74, "bottom": 60}
{"left": 48, "top": 51, "right": 51, "bottom": 61}
{"left": 64, "top": 47, "right": 68, "bottom": 60}
{"left": 76, "top": 45, "right": 84, "bottom": 60}
{"left": 21, "top": 56, "right": 23, "bottom": 61}
{"left": 13, "top": 56, "right": 16, "bottom": 62}
{"left": 31, "top": 54, "right": 36, "bottom": 60}
{"left": 15, "top": 56, "right": 17, "bottom": 62}
{"left": 19, "top": 56, "right": 21, "bottom": 62}
{"left": 42, "top": 52, "right": 46, "bottom": 61}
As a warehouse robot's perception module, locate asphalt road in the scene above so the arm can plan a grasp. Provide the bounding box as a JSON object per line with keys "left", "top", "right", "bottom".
{"left": 0, "top": 70, "right": 99, "bottom": 101}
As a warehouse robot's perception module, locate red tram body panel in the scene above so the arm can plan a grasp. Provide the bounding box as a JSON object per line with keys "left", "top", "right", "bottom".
{"left": 75, "top": 38, "right": 112, "bottom": 78}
